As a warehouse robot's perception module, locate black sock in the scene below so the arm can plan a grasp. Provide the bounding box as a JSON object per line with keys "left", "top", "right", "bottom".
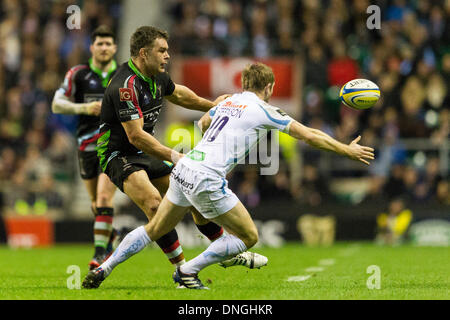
{"left": 196, "top": 221, "right": 224, "bottom": 241}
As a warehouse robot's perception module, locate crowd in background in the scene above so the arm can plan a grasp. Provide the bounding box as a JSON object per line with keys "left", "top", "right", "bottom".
{"left": 0, "top": 0, "right": 448, "bottom": 219}
{"left": 0, "top": 0, "right": 121, "bottom": 216}
{"left": 167, "top": 0, "right": 449, "bottom": 209}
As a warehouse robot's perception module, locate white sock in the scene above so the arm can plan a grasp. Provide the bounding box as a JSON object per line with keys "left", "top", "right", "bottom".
{"left": 180, "top": 234, "right": 247, "bottom": 275}
{"left": 100, "top": 226, "right": 150, "bottom": 276}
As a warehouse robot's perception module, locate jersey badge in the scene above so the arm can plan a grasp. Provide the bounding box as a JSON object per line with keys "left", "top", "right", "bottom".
{"left": 119, "top": 88, "right": 133, "bottom": 101}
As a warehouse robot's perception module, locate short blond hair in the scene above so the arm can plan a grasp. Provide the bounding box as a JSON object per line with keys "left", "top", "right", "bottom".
{"left": 241, "top": 62, "right": 275, "bottom": 92}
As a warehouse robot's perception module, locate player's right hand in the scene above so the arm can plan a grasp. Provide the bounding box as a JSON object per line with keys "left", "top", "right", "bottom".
{"left": 85, "top": 101, "right": 102, "bottom": 116}
{"left": 346, "top": 135, "right": 375, "bottom": 165}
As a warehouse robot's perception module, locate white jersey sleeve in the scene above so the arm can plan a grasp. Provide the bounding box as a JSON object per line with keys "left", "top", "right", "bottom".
{"left": 255, "top": 102, "right": 294, "bottom": 134}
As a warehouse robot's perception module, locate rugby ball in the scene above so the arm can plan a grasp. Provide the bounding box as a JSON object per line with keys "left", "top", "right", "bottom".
{"left": 339, "top": 79, "right": 380, "bottom": 110}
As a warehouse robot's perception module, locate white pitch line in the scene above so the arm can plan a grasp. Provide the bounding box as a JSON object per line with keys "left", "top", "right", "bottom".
{"left": 319, "top": 258, "right": 336, "bottom": 266}
{"left": 287, "top": 257, "right": 336, "bottom": 283}
{"left": 287, "top": 275, "right": 311, "bottom": 282}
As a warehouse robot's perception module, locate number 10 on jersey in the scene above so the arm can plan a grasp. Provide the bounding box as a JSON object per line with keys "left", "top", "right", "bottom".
{"left": 204, "top": 116, "right": 229, "bottom": 142}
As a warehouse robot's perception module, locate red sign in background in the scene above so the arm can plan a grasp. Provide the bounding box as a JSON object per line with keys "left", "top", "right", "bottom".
{"left": 4, "top": 216, "right": 54, "bottom": 248}
{"left": 181, "top": 58, "right": 294, "bottom": 98}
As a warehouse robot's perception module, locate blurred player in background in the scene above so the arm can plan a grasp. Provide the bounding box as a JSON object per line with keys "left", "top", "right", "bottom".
{"left": 52, "top": 26, "right": 119, "bottom": 270}
{"left": 83, "top": 62, "right": 375, "bottom": 289}
{"left": 82, "top": 26, "right": 266, "bottom": 287}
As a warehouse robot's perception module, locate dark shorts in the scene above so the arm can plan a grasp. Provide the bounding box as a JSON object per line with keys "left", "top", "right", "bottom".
{"left": 78, "top": 150, "right": 101, "bottom": 180}
{"left": 105, "top": 153, "right": 174, "bottom": 192}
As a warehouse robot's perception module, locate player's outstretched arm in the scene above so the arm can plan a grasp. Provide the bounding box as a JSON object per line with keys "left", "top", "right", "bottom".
{"left": 166, "top": 84, "right": 229, "bottom": 112}
{"left": 288, "top": 121, "right": 375, "bottom": 165}
{"left": 122, "top": 118, "right": 183, "bottom": 164}
{"left": 51, "top": 90, "right": 101, "bottom": 116}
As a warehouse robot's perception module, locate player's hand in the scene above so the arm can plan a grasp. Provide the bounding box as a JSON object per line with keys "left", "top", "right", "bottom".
{"left": 346, "top": 135, "right": 375, "bottom": 165}
{"left": 85, "top": 101, "right": 102, "bottom": 116}
{"left": 213, "top": 94, "right": 231, "bottom": 106}
{"left": 171, "top": 150, "right": 184, "bottom": 164}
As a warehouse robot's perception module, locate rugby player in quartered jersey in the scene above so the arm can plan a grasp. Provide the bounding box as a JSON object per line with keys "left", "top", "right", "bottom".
{"left": 55, "top": 58, "right": 117, "bottom": 153}
{"left": 96, "top": 58, "right": 176, "bottom": 172}
{"left": 52, "top": 26, "right": 119, "bottom": 270}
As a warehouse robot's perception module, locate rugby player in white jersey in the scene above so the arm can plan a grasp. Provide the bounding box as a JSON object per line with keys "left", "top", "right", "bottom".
{"left": 83, "top": 62, "right": 375, "bottom": 289}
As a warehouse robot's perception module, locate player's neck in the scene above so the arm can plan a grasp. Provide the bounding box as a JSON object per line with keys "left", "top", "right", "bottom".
{"left": 90, "top": 58, "right": 114, "bottom": 73}
{"left": 247, "top": 90, "right": 268, "bottom": 102}
{"left": 130, "top": 58, "right": 155, "bottom": 79}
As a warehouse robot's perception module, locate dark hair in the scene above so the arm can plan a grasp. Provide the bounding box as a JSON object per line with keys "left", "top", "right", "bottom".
{"left": 91, "top": 25, "right": 116, "bottom": 43}
{"left": 130, "top": 26, "right": 169, "bottom": 57}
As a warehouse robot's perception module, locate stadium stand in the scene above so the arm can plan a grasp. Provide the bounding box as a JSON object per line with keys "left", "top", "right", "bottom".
{"left": 0, "top": 0, "right": 448, "bottom": 244}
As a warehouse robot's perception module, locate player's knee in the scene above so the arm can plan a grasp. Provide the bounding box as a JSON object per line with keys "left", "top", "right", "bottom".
{"left": 96, "top": 192, "right": 113, "bottom": 207}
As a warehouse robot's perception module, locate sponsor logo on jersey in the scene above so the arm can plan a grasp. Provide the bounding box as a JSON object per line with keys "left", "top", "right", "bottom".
{"left": 142, "top": 106, "right": 161, "bottom": 122}
{"left": 170, "top": 171, "right": 194, "bottom": 190}
{"left": 119, "top": 88, "right": 133, "bottom": 101}
{"left": 119, "top": 109, "right": 139, "bottom": 117}
{"left": 217, "top": 101, "right": 248, "bottom": 118}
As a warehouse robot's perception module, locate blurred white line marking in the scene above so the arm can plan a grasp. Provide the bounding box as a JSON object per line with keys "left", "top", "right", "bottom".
{"left": 288, "top": 257, "right": 337, "bottom": 282}
{"left": 287, "top": 275, "right": 311, "bottom": 282}
{"left": 319, "top": 258, "right": 335, "bottom": 266}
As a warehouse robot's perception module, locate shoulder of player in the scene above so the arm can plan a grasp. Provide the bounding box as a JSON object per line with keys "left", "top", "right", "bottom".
{"left": 68, "top": 63, "right": 89, "bottom": 74}
{"left": 256, "top": 101, "right": 278, "bottom": 111}
{"left": 65, "top": 63, "right": 89, "bottom": 80}
{"left": 254, "top": 101, "right": 291, "bottom": 122}
{"left": 104, "top": 73, "right": 141, "bottom": 103}
{"left": 107, "top": 67, "right": 138, "bottom": 90}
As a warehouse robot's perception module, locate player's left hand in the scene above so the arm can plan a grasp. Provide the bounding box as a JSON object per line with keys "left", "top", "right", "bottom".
{"left": 213, "top": 94, "right": 231, "bottom": 105}
{"left": 347, "top": 135, "right": 375, "bottom": 165}
{"left": 171, "top": 150, "right": 184, "bottom": 164}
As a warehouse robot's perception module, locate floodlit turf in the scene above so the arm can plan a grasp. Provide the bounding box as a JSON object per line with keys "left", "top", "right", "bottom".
{"left": 0, "top": 242, "right": 448, "bottom": 300}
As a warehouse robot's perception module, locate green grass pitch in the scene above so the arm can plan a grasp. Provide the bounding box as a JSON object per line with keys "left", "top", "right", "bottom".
{"left": 0, "top": 242, "right": 448, "bottom": 300}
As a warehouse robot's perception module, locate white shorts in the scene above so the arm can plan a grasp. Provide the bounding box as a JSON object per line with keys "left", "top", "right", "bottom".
{"left": 166, "top": 162, "right": 239, "bottom": 219}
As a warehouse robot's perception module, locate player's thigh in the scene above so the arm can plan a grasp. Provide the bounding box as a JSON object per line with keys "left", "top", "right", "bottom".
{"left": 96, "top": 173, "right": 116, "bottom": 207}
{"left": 211, "top": 200, "right": 258, "bottom": 248}
{"left": 190, "top": 207, "right": 210, "bottom": 225}
{"left": 145, "top": 196, "right": 189, "bottom": 241}
{"left": 123, "top": 170, "right": 162, "bottom": 221}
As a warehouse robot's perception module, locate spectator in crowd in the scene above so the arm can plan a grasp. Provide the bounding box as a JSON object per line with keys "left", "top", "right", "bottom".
{"left": 376, "top": 197, "right": 413, "bottom": 245}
